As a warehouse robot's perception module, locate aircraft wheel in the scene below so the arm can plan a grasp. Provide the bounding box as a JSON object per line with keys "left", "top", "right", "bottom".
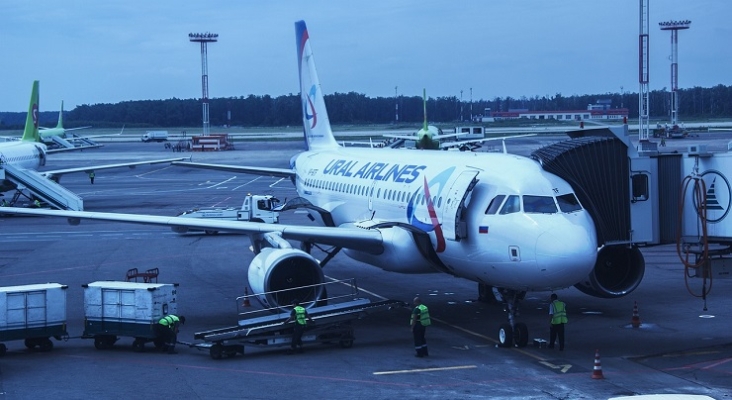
{"left": 0, "top": 343, "right": 6, "bottom": 356}
{"left": 24, "top": 338, "right": 37, "bottom": 349}
{"left": 204, "top": 230, "right": 219, "bottom": 235}
{"left": 513, "top": 323, "right": 529, "bottom": 348}
{"left": 339, "top": 339, "right": 354, "bottom": 349}
{"left": 498, "top": 323, "right": 514, "bottom": 348}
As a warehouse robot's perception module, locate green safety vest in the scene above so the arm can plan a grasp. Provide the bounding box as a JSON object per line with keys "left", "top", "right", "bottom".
{"left": 294, "top": 306, "right": 307, "bottom": 325}
{"left": 551, "top": 301, "right": 568, "bottom": 324}
{"left": 159, "top": 315, "right": 180, "bottom": 327}
{"left": 412, "top": 304, "right": 431, "bottom": 326}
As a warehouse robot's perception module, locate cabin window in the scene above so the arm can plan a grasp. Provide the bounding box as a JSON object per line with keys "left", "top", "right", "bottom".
{"left": 557, "top": 193, "right": 582, "bottom": 212}
{"left": 485, "top": 195, "right": 506, "bottom": 214}
{"left": 523, "top": 195, "right": 558, "bottom": 214}
{"left": 499, "top": 195, "right": 520, "bottom": 214}
{"left": 377, "top": 188, "right": 381, "bottom": 198}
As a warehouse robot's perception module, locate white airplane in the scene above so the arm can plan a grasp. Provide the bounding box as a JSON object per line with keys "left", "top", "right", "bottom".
{"left": 2, "top": 22, "right": 637, "bottom": 347}
{"left": 0, "top": 81, "right": 185, "bottom": 209}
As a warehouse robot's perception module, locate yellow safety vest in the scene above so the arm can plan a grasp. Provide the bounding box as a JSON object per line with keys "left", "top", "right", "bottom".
{"left": 551, "top": 301, "right": 568, "bottom": 324}
{"left": 294, "top": 306, "right": 307, "bottom": 325}
{"left": 159, "top": 315, "right": 180, "bottom": 327}
{"left": 412, "top": 304, "right": 431, "bottom": 326}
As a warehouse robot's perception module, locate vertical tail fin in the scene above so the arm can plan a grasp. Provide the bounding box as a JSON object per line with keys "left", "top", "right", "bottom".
{"left": 21, "top": 81, "right": 41, "bottom": 143}
{"left": 55, "top": 101, "right": 64, "bottom": 129}
{"left": 295, "top": 21, "right": 338, "bottom": 150}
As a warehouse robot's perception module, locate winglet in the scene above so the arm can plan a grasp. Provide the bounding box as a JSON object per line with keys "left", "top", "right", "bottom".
{"left": 295, "top": 20, "right": 338, "bottom": 150}
{"left": 21, "top": 81, "right": 41, "bottom": 142}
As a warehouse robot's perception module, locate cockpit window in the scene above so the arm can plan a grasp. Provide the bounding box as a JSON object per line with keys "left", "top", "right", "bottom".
{"left": 523, "top": 195, "right": 558, "bottom": 214}
{"left": 557, "top": 193, "right": 582, "bottom": 213}
{"left": 485, "top": 195, "right": 506, "bottom": 215}
{"left": 499, "top": 195, "right": 521, "bottom": 214}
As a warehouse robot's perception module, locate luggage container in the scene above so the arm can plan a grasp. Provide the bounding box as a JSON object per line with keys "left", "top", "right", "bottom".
{"left": 82, "top": 281, "right": 179, "bottom": 352}
{"left": 0, "top": 283, "right": 68, "bottom": 356}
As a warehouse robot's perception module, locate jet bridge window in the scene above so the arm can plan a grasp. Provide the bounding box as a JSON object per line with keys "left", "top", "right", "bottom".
{"left": 557, "top": 193, "right": 582, "bottom": 212}
{"left": 485, "top": 195, "right": 506, "bottom": 214}
{"left": 499, "top": 195, "right": 521, "bottom": 214}
{"left": 523, "top": 195, "right": 558, "bottom": 214}
{"left": 631, "top": 174, "right": 649, "bottom": 202}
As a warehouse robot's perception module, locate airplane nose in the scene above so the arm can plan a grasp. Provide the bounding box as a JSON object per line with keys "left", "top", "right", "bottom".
{"left": 535, "top": 223, "right": 597, "bottom": 283}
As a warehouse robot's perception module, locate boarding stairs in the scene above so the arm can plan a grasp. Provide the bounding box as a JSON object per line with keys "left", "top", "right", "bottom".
{"left": 2, "top": 164, "right": 83, "bottom": 210}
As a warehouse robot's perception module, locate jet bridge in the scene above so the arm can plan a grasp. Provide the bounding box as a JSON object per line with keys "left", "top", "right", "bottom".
{"left": 531, "top": 124, "right": 732, "bottom": 301}
{"left": 2, "top": 164, "right": 83, "bottom": 210}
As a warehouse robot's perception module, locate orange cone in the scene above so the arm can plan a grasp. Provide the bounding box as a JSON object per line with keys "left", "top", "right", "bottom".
{"left": 631, "top": 301, "right": 641, "bottom": 328}
{"left": 591, "top": 349, "right": 604, "bottom": 379}
{"left": 242, "top": 287, "right": 251, "bottom": 307}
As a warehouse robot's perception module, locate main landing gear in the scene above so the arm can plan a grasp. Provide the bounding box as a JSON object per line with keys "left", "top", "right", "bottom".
{"left": 481, "top": 285, "right": 529, "bottom": 348}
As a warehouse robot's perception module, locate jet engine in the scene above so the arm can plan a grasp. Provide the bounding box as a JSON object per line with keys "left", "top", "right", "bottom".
{"left": 247, "top": 247, "right": 324, "bottom": 309}
{"left": 574, "top": 245, "right": 645, "bottom": 298}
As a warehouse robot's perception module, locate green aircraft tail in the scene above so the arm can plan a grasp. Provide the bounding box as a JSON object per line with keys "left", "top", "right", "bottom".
{"left": 55, "top": 101, "right": 64, "bottom": 129}
{"left": 20, "top": 81, "right": 41, "bottom": 142}
{"left": 422, "top": 88, "right": 428, "bottom": 132}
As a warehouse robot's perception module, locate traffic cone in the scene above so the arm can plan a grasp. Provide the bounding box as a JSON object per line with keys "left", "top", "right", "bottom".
{"left": 591, "top": 349, "right": 604, "bottom": 379}
{"left": 631, "top": 301, "right": 641, "bottom": 328}
{"left": 242, "top": 287, "right": 251, "bottom": 307}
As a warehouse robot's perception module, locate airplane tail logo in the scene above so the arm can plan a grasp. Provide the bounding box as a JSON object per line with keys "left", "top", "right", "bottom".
{"left": 21, "top": 81, "right": 41, "bottom": 143}
{"left": 295, "top": 21, "right": 338, "bottom": 151}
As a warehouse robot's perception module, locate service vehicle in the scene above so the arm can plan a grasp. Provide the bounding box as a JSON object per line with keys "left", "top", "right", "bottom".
{"left": 173, "top": 194, "right": 279, "bottom": 234}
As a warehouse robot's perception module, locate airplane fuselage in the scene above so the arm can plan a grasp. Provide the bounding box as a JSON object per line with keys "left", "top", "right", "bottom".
{"left": 293, "top": 146, "right": 598, "bottom": 292}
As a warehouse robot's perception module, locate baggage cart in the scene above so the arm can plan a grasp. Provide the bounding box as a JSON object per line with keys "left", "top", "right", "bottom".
{"left": 0, "top": 283, "right": 69, "bottom": 356}
{"left": 81, "top": 281, "right": 179, "bottom": 352}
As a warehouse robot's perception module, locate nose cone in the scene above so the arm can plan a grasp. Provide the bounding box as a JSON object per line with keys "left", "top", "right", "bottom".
{"left": 535, "top": 221, "right": 597, "bottom": 286}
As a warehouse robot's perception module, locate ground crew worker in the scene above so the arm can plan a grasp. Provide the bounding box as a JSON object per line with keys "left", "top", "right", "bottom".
{"left": 156, "top": 314, "right": 185, "bottom": 354}
{"left": 548, "top": 293, "right": 567, "bottom": 351}
{"left": 1, "top": 199, "right": 7, "bottom": 207}
{"left": 33, "top": 199, "right": 41, "bottom": 208}
{"left": 410, "top": 297, "right": 431, "bottom": 357}
{"left": 283, "top": 300, "right": 313, "bottom": 354}
{"left": 89, "top": 171, "right": 95, "bottom": 184}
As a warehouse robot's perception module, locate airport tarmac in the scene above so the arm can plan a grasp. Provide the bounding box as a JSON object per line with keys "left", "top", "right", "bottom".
{"left": 1, "top": 136, "right": 732, "bottom": 399}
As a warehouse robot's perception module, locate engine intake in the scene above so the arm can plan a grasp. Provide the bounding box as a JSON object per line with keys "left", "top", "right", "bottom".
{"left": 248, "top": 248, "right": 324, "bottom": 309}
{"left": 574, "top": 245, "right": 645, "bottom": 298}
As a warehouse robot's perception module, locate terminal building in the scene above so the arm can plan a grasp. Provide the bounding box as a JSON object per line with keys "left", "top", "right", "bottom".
{"left": 483, "top": 99, "right": 629, "bottom": 122}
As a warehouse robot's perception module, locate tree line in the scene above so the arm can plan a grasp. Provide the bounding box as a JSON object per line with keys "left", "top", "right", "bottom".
{"left": 1, "top": 84, "right": 730, "bottom": 129}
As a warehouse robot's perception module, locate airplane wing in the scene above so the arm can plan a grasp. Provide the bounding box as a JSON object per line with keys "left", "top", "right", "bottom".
{"left": 382, "top": 134, "right": 418, "bottom": 141}
{"left": 439, "top": 134, "right": 537, "bottom": 150}
{"left": 172, "top": 161, "right": 296, "bottom": 178}
{"left": 40, "top": 126, "right": 92, "bottom": 132}
{"left": 41, "top": 157, "right": 188, "bottom": 178}
{"left": 0, "top": 207, "right": 384, "bottom": 254}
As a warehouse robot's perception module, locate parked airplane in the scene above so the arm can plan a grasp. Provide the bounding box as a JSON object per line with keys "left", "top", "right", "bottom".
{"left": 383, "top": 89, "right": 461, "bottom": 149}
{"left": 1, "top": 22, "right": 640, "bottom": 347}
{"left": 0, "top": 81, "right": 185, "bottom": 210}
{"left": 38, "top": 101, "right": 91, "bottom": 140}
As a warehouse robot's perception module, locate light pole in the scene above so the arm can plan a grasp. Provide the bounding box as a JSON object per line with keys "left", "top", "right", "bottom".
{"left": 189, "top": 32, "right": 218, "bottom": 136}
{"left": 395, "top": 86, "right": 399, "bottom": 123}
{"left": 620, "top": 86, "right": 624, "bottom": 109}
{"left": 460, "top": 90, "right": 463, "bottom": 122}
{"left": 470, "top": 87, "right": 473, "bottom": 122}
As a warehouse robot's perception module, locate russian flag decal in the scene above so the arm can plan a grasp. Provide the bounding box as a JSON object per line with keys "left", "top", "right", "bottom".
{"left": 479, "top": 226, "right": 489, "bottom": 234}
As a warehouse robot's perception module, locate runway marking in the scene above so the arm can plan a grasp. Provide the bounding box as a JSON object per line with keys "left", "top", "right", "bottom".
{"left": 270, "top": 177, "right": 286, "bottom": 187}
{"left": 233, "top": 176, "right": 262, "bottom": 190}
{"left": 373, "top": 365, "right": 476, "bottom": 375}
{"left": 207, "top": 176, "right": 237, "bottom": 188}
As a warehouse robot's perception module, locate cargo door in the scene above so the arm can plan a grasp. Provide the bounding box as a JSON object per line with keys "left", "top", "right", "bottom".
{"left": 102, "top": 289, "right": 136, "bottom": 321}
{"left": 6, "top": 291, "right": 46, "bottom": 328}
{"left": 441, "top": 170, "right": 479, "bottom": 241}
{"left": 25, "top": 291, "right": 47, "bottom": 328}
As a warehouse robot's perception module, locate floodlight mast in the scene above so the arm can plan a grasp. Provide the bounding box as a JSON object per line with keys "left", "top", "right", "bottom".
{"left": 189, "top": 32, "right": 218, "bottom": 136}
{"left": 659, "top": 20, "right": 691, "bottom": 126}
{"left": 638, "top": 0, "right": 650, "bottom": 143}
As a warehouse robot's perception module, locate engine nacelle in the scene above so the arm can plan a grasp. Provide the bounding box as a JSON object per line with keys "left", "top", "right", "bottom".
{"left": 574, "top": 245, "right": 645, "bottom": 298}
{"left": 248, "top": 247, "right": 324, "bottom": 309}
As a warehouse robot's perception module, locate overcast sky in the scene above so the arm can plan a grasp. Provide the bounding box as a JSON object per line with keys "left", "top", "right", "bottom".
{"left": 2, "top": 1, "right": 730, "bottom": 112}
